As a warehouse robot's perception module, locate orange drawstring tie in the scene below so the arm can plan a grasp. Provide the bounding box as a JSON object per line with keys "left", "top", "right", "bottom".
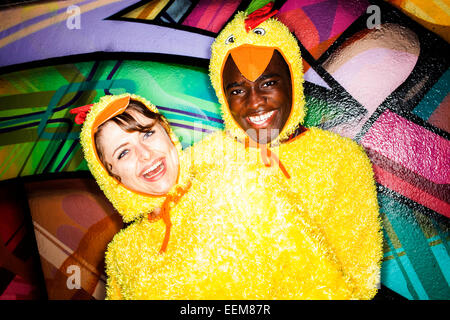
{"left": 244, "top": 137, "right": 291, "bottom": 179}
{"left": 158, "top": 196, "right": 173, "bottom": 254}
{"left": 149, "top": 181, "right": 191, "bottom": 254}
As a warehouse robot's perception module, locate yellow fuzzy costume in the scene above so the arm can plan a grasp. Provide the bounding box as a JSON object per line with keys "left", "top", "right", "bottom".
{"left": 190, "top": 8, "right": 383, "bottom": 299}
{"left": 82, "top": 8, "right": 381, "bottom": 300}
{"left": 81, "top": 94, "right": 354, "bottom": 299}
{"left": 82, "top": 95, "right": 365, "bottom": 299}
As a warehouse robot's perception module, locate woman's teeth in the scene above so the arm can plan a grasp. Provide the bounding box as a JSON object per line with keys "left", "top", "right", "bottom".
{"left": 143, "top": 160, "right": 164, "bottom": 178}
{"left": 247, "top": 111, "right": 275, "bottom": 124}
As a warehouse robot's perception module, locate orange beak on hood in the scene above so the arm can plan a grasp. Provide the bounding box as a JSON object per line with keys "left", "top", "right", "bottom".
{"left": 229, "top": 45, "right": 275, "bottom": 82}
{"left": 92, "top": 95, "right": 131, "bottom": 134}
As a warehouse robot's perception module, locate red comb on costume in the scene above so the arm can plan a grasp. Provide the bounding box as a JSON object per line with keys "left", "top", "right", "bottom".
{"left": 244, "top": 2, "right": 278, "bottom": 32}
{"left": 70, "top": 104, "right": 93, "bottom": 124}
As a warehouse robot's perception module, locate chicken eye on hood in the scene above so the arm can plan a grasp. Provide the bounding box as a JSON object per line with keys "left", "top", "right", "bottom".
{"left": 253, "top": 27, "right": 265, "bottom": 35}
{"left": 225, "top": 35, "right": 235, "bottom": 44}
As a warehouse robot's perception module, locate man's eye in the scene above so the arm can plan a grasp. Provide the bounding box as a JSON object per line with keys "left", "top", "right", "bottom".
{"left": 118, "top": 149, "right": 129, "bottom": 160}
{"left": 231, "top": 89, "right": 243, "bottom": 95}
{"left": 262, "top": 80, "right": 276, "bottom": 87}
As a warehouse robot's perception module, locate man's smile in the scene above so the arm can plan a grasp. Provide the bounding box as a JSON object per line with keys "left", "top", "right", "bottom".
{"left": 246, "top": 110, "right": 277, "bottom": 128}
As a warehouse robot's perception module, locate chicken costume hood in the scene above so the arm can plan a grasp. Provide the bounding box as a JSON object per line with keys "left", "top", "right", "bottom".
{"left": 79, "top": 93, "right": 191, "bottom": 223}
{"left": 210, "top": 5, "right": 306, "bottom": 147}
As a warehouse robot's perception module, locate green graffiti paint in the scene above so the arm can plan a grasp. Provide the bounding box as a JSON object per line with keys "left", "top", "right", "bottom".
{"left": 380, "top": 192, "right": 450, "bottom": 299}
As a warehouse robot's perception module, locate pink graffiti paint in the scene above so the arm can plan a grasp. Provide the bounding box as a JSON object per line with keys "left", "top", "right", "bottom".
{"left": 0, "top": 276, "right": 35, "bottom": 298}
{"left": 329, "top": 0, "right": 369, "bottom": 39}
{"left": 373, "top": 164, "right": 450, "bottom": 217}
{"left": 362, "top": 110, "right": 450, "bottom": 185}
{"left": 328, "top": 48, "right": 419, "bottom": 113}
{"left": 277, "top": 0, "right": 368, "bottom": 57}
{"left": 182, "top": 0, "right": 240, "bottom": 33}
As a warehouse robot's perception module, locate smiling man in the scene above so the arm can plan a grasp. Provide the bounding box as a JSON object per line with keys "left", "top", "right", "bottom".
{"left": 190, "top": 3, "right": 382, "bottom": 299}
{"left": 222, "top": 49, "right": 292, "bottom": 144}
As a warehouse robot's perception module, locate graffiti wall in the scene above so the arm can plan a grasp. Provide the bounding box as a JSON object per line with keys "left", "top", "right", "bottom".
{"left": 0, "top": 0, "right": 448, "bottom": 300}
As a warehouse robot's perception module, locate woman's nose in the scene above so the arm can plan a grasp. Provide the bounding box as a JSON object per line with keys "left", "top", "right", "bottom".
{"left": 136, "top": 142, "right": 154, "bottom": 161}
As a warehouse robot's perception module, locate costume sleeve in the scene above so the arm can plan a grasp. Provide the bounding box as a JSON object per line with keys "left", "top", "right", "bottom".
{"left": 105, "top": 272, "right": 122, "bottom": 300}
{"left": 285, "top": 210, "right": 355, "bottom": 299}
{"left": 104, "top": 240, "right": 123, "bottom": 300}
{"left": 321, "top": 140, "right": 383, "bottom": 299}
{"left": 103, "top": 218, "right": 169, "bottom": 300}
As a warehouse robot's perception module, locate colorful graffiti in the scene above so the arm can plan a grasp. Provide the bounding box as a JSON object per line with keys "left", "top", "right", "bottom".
{"left": 0, "top": 0, "right": 448, "bottom": 300}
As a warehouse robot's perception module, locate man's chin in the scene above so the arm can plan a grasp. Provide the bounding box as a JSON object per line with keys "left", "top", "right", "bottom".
{"left": 245, "top": 128, "right": 279, "bottom": 145}
{"left": 246, "top": 133, "right": 272, "bottom": 145}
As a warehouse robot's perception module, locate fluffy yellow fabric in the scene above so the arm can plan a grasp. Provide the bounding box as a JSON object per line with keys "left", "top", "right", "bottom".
{"left": 188, "top": 129, "right": 382, "bottom": 299}
{"left": 209, "top": 12, "right": 306, "bottom": 144}
{"left": 203, "top": 10, "right": 382, "bottom": 299}
{"left": 105, "top": 149, "right": 355, "bottom": 299}
{"left": 79, "top": 93, "right": 191, "bottom": 223}
{"left": 103, "top": 10, "right": 382, "bottom": 300}
{"left": 105, "top": 128, "right": 381, "bottom": 299}
{"left": 280, "top": 128, "right": 383, "bottom": 298}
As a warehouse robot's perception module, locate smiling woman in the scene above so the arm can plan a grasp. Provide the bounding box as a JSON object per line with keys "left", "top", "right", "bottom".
{"left": 79, "top": 94, "right": 191, "bottom": 225}
{"left": 94, "top": 99, "right": 179, "bottom": 196}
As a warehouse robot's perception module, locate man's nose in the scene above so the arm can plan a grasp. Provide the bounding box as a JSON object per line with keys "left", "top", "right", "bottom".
{"left": 247, "top": 87, "right": 265, "bottom": 110}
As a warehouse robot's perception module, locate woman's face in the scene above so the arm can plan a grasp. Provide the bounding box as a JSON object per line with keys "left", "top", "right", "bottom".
{"left": 97, "top": 110, "right": 179, "bottom": 196}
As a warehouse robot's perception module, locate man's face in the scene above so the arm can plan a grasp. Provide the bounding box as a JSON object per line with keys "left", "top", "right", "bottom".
{"left": 222, "top": 50, "right": 292, "bottom": 144}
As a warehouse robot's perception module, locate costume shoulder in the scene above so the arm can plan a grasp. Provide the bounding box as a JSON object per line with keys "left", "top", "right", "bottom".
{"left": 186, "top": 130, "right": 230, "bottom": 172}
{"left": 301, "top": 127, "right": 368, "bottom": 157}
{"left": 286, "top": 127, "right": 375, "bottom": 183}
{"left": 300, "top": 127, "right": 376, "bottom": 194}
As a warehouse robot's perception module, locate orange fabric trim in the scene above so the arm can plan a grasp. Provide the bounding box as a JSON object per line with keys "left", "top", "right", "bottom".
{"left": 157, "top": 181, "right": 191, "bottom": 253}
{"left": 230, "top": 45, "right": 274, "bottom": 82}
{"left": 91, "top": 96, "right": 131, "bottom": 134}
{"left": 244, "top": 137, "right": 291, "bottom": 179}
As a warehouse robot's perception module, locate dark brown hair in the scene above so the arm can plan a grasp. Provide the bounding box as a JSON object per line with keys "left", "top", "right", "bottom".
{"left": 94, "top": 99, "right": 170, "bottom": 181}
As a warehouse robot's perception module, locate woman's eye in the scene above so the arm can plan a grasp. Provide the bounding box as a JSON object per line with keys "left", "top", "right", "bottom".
{"left": 143, "top": 130, "right": 154, "bottom": 139}
{"left": 118, "top": 149, "right": 129, "bottom": 160}
{"left": 231, "top": 89, "right": 243, "bottom": 95}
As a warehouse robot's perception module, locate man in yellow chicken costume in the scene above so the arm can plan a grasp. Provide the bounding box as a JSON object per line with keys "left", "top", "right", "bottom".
{"left": 190, "top": 2, "right": 383, "bottom": 299}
